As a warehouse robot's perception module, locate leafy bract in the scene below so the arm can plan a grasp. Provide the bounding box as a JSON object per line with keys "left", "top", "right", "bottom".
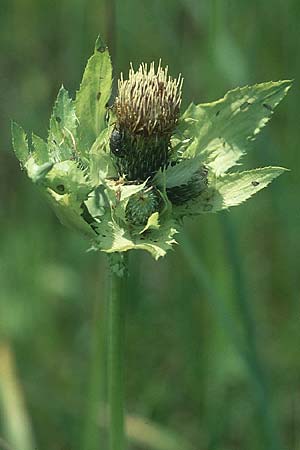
{"left": 88, "top": 180, "right": 177, "bottom": 259}
{"left": 175, "top": 81, "right": 292, "bottom": 175}
{"left": 11, "top": 122, "right": 29, "bottom": 165}
{"left": 46, "top": 189, "right": 96, "bottom": 238}
{"left": 154, "top": 156, "right": 203, "bottom": 189}
{"left": 174, "top": 167, "right": 287, "bottom": 217}
{"left": 214, "top": 167, "right": 287, "bottom": 209}
{"left": 32, "top": 134, "right": 49, "bottom": 164}
{"left": 44, "top": 161, "right": 91, "bottom": 200}
{"left": 25, "top": 158, "right": 53, "bottom": 183}
{"left": 48, "top": 86, "right": 78, "bottom": 162}
{"left": 139, "top": 212, "right": 160, "bottom": 234}
{"left": 75, "top": 37, "right": 112, "bottom": 154}
{"left": 89, "top": 127, "right": 116, "bottom": 185}
{"left": 92, "top": 218, "right": 178, "bottom": 260}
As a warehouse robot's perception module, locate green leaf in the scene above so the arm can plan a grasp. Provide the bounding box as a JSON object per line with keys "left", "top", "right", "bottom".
{"left": 155, "top": 156, "right": 203, "bottom": 189}
{"left": 84, "top": 186, "right": 109, "bottom": 221}
{"left": 177, "top": 80, "right": 292, "bottom": 175}
{"left": 75, "top": 37, "right": 112, "bottom": 153}
{"left": 32, "top": 134, "right": 49, "bottom": 164}
{"left": 102, "top": 179, "right": 147, "bottom": 224}
{"left": 92, "top": 218, "right": 178, "bottom": 260}
{"left": 25, "top": 157, "right": 54, "bottom": 183}
{"left": 139, "top": 212, "right": 160, "bottom": 234}
{"left": 89, "top": 127, "right": 117, "bottom": 185}
{"left": 48, "top": 86, "right": 78, "bottom": 162}
{"left": 11, "top": 122, "right": 29, "bottom": 165}
{"left": 86, "top": 179, "right": 177, "bottom": 259}
{"left": 44, "top": 160, "right": 92, "bottom": 201}
{"left": 214, "top": 167, "right": 288, "bottom": 209}
{"left": 46, "top": 189, "right": 97, "bottom": 239}
{"left": 174, "top": 167, "right": 287, "bottom": 216}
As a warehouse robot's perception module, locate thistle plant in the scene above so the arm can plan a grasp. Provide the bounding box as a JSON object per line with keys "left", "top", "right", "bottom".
{"left": 11, "top": 37, "right": 291, "bottom": 450}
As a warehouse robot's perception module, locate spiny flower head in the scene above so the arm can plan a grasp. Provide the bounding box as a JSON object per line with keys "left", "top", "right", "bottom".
{"left": 111, "top": 62, "right": 183, "bottom": 181}
{"left": 11, "top": 37, "right": 291, "bottom": 262}
{"left": 125, "top": 187, "right": 162, "bottom": 226}
{"left": 115, "top": 62, "right": 183, "bottom": 136}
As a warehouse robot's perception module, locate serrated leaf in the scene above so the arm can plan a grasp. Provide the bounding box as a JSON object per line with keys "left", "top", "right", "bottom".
{"left": 48, "top": 86, "right": 78, "bottom": 161}
{"left": 89, "top": 179, "right": 177, "bottom": 259}
{"left": 176, "top": 80, "right": 292, "bottom": 175}
{"left": 215, "top": 167, "right": 288, "bottom": 209}
{"left": 32, "top": 134, "right": 49, "bottom": 164}
{"left": 139, "top": 212, "right": 160, "bottom": 234}
{"left": 46, "top": 189, "right": 96, "bottom": 238}
{"left": 44, "top": 160, "right": 92, "bottom": 201}
{"left": 89, "top": 127, "right": 117, "bottom": 185}
{"left": 11, "top": 122, "right": 29, "bottom": 165}
{"left": 84, "top": 186, "right": 109, "bottom": 221}
{"left": 174, "top": 167, "right": 287, "bottom": 216}
{"left": 75, "top": 37, "right": 112, "bottom": 153}
{"left": 25, "top": 157, "right": 54, "bottom": 183}
{"left": 104, "top": 179, "right": 147, "bottom": 224}
{"left": 93, "top": 218, "right": 178, "bottom": 260}
{"left": 155, "top": 156, "right": 203, "bottom": 189}
{"left": 117, "top": 182, "right": 148, "bottom": 202}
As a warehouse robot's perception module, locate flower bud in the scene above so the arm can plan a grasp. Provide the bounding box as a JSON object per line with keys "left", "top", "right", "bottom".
{"left": 125, "top": 187, "right": 161, "bottom": 226}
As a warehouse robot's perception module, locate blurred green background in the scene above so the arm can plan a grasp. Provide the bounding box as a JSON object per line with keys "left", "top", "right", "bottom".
{"left": 0, "top": 1, "right": 299, "bottom": 449}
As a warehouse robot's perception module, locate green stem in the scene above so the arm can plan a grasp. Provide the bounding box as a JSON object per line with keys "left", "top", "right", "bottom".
{"left": 82, "top": 268, "right": 107, "bottom": 450}
{"left": 108, "top": 253, "right": 128, "bottom": 450}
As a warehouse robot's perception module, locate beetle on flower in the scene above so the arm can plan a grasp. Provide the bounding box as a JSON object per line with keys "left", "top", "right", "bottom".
{"left": 12, "top": 37, "right": 291, "bottom": 261}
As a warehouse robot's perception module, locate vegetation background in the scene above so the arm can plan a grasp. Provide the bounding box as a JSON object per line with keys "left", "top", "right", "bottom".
{"left": 0, "top": 1, "right": 299, "bottom": 449}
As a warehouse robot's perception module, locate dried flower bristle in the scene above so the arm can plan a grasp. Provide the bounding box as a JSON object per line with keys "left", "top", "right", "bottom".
{"left": 115, "top": 62, "right": 183, "bottom": 136}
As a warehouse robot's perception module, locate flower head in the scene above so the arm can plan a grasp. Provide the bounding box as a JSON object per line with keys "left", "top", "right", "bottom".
{"left": 115, "top": 62, "right": 182, "bottom": 136}
{"left": 11, "top": 38, "right": 291, "bottom": 260}
{"left": 111, "top": 62, "right": 183, "bottom": 181}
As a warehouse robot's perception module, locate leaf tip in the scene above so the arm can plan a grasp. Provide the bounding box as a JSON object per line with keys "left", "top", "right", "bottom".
{"left": 94, "top": 35, "right": 108, "bottom": 54}
{"left": 11, "top": 121, "right": 30, "bottom": 164}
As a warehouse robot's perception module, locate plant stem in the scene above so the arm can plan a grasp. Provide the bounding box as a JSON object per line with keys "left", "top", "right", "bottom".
{"left": 82, "top": 263, "right": 107, "bottom": 450}
{"left": 108, "top": 253, "right": 128, "bottom": 450}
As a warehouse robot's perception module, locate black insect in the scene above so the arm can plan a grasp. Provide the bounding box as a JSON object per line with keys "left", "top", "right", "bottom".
{"left": 97, "top": 45, "right": 106, "bottom": 53}
{"left": 110, "top": 128, "right": 126, "bottom": 157}
{"left": 263, "top": 103, "right": 273, "bottom": 112}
